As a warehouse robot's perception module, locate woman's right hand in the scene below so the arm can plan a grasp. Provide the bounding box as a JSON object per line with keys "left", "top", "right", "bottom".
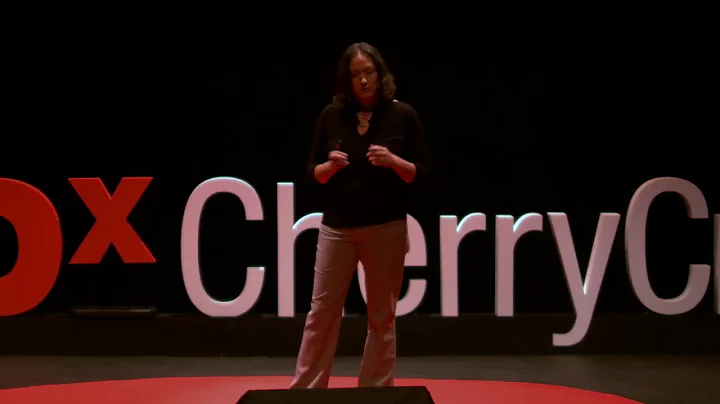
{"left": 314, "top": 150, "right": 348, "bottom": 184}
{"left": 328, "top": 150, "right": 349, "bottom": 169}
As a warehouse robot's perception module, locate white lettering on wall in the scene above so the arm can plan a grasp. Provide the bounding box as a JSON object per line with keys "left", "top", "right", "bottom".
{"left": 439, "top": 213, "right": 486, "bottom": 316}
{"left": 277, "top": 183, "right": 322, "bottom": 318}
{"left": 548, "top": 213, "right": 620, "bottom": 346}
{"left": 180, "top": 177, "right": 265, "bottom": 317}
{"left": 179, "top": 176, "right": 718, "bottom": 332}
{"left": 625, "top": 177, "right": 711, "bottom": 315}
{"left": 495, "top": 213, "right": 543, "bottom": 316}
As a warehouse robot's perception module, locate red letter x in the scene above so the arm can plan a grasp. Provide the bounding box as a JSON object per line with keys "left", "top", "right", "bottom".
{"left": 69, "top": 177, "right": 155, "bottom": 264}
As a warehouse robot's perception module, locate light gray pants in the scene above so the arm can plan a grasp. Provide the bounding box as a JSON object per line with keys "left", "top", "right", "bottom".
{"left": 290, "top": 219, "right": 408, "bottom": 389}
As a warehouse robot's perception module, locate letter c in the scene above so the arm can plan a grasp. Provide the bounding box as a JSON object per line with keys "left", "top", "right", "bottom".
{"left": 625, "top": 177, "right": 710, "bottom": 315}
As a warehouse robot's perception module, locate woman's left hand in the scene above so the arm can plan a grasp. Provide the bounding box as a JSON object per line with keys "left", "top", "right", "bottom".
{"left": 366, "top": 145, "right": 397, "bottom": 167}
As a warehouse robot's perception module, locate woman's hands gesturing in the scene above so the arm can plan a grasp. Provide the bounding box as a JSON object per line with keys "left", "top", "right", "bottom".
{"left": 314, "top": 149, "right": 348, "bottom": 184}
{"left": 328, "top": 150, "right": 349, "bottom": 169}
{"left": 366, "top": 144, "right": 397, "bottom": 167}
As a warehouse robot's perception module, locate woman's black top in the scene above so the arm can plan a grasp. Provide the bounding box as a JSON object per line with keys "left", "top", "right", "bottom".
{"left": 306, "top": 100, "right": 431, "bottom": 229}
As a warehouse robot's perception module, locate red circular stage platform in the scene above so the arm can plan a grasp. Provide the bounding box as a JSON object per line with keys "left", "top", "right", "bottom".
{"left": 0, "top": 376, "right": 640, "bottom": 403}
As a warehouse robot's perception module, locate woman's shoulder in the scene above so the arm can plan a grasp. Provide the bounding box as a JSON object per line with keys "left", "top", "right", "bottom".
{"left": 390, "top": 100, "right": 420, "bottom": 120}
{"left": 319, "top": 102, "right": 340, "bottom": 114}
{"left": 316, "top": 102, "right": 345, "bottom": 122}
{"left": 318, "top": 100, "right": 419, "bottom": 119}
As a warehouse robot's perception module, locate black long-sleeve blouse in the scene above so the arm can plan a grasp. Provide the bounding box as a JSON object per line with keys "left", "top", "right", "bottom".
{"left": 305, "top": 99, "right": 431, "bottom": 228}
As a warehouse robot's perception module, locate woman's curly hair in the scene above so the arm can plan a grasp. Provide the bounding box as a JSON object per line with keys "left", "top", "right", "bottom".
{"left": 332, "top": 42, "right": 396, "bottom": 108}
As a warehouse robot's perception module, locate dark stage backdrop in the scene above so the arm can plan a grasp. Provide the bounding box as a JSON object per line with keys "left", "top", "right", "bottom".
{"left": 1, "top": 16, "right": 717, "bottom": 329}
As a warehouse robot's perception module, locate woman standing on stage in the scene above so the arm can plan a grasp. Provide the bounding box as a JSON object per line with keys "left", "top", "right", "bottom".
{"left": 291, "top": 42, "right": 431, "bottom": 389}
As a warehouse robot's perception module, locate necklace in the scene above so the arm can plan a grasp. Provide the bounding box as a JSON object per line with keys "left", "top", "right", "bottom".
{"left": 357, "top": 112, "right": 372, "bottom": 135}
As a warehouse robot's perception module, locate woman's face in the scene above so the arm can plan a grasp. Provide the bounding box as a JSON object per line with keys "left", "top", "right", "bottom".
{"left": 349, "top": 52, "right": 378, "bottom": 106}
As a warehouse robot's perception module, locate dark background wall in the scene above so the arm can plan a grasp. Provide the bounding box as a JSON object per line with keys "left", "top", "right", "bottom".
{"left": 1, "top": 15, "right": 717, "bottom": 318}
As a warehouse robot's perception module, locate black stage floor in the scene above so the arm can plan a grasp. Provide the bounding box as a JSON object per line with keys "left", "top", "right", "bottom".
{"left": 0, "top": 355, "right": 717, "bottom": 403}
